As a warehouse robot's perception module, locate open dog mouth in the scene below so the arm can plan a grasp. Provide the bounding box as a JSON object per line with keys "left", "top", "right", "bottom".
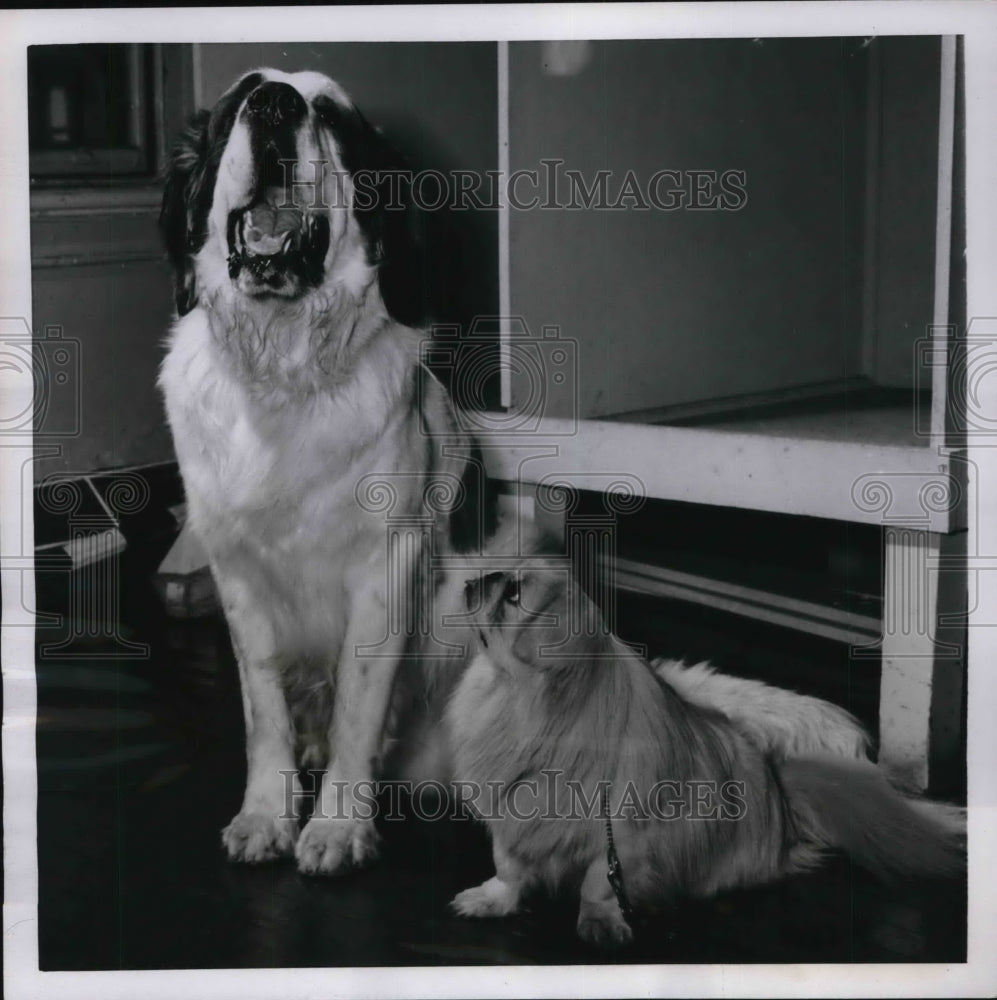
{"left": 226, "top": 187, "right": 330, "bottom": 295}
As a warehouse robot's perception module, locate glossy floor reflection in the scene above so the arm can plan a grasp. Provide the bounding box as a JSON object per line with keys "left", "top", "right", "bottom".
{"left": 34, "top": 555, "right": 966, "bottom": 970}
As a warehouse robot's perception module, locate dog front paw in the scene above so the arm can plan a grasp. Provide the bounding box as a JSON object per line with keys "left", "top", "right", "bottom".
{"left": 222, "top": 812, "right": 297, "bottom": 863}
{"left": 577, "top": 901, "right": 634, "bottom": 950}
{"left": 450, "top": 876, "right": 521, "bottom": 918}
{"left": 295, "top": 816, "right": 381, "bottom": 875}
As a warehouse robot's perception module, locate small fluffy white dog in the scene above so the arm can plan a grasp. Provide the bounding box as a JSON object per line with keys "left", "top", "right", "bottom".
{"left": 448, "top": 566, "right": 965, "bottom": 949}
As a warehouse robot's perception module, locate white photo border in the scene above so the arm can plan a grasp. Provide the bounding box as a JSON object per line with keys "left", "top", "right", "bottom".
{"left": 2, "top": 3, "right": 995, "bottom": 998}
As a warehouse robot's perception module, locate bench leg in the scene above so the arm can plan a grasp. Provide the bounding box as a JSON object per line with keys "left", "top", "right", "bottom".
{"left": 877, "top": 527, "right": 966, "bottom": 793}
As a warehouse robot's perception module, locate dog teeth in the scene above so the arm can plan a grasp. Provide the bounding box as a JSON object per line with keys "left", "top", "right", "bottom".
{"left": 226, "top": 203, "right": 319, "bottom": 287}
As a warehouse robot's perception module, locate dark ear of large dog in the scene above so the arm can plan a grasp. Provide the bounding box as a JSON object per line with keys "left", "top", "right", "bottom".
{"left": 320, "top": 100, "right": 428, "bottom": 328}
{"left": 160, "top": 72, "right": 265, "bottom": 316}
{"left": 160, "top": 109, "right": 210, "bottom": 317}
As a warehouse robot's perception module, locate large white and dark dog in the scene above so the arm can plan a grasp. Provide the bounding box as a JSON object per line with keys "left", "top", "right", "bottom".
{"left": 159, "top": 68, "right": 491, "bottom": 875}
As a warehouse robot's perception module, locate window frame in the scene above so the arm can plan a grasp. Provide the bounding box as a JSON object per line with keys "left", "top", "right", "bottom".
{"left": 29, "top": 44, "right": 194, "bottom": 199}
{"left": 29, "top": 45, "right": 195, "bottom": 268}
{"left": 29, "top": 43, "right": 156, "bottom": 181}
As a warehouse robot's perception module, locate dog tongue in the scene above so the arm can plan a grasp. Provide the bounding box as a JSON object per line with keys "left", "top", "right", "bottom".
{"left": 243, "top": 205, "right": 302, "bottom": 254}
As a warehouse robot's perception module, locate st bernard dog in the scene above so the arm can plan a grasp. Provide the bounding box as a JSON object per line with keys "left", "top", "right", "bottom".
{"left": 158, "top": 68, "right": 491, "bottom": 875}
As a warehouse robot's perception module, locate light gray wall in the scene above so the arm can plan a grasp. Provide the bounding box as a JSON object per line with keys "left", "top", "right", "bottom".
{"left": 30, "top": 210, "right": 177, "bottom": 480}
{"left": 508, "top": 38, "right": 872, "bottom": 420}
{"left": 31, "top": 257, "right": 176, "bottom": 478}
{"left": 869, "top": 37, "right": 942, "bottom": 388}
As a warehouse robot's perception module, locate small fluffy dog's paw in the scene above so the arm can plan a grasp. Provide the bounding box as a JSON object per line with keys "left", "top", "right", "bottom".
{"left": 450, "top": 876, "right": 521, "bottom": 918}
{"left": 295, "top": 816, "right": 381, "bottom": 876}
{"left": 577, "top": 904, "right": 634, "bottom": 950}
{"left": 221, "top": 812, "right": 297, "bottom": 863}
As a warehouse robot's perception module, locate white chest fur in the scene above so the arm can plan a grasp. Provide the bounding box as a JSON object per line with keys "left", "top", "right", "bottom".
{"left": 158, "top": 307, "right": 426, "bottom": 589}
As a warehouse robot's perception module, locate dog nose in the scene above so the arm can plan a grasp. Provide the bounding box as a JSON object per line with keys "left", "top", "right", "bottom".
{"left": 246, "top": 82, "right": 307, "bottom": 127}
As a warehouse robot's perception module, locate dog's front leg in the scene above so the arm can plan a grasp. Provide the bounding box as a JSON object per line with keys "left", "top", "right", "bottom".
{"left": 295, "top": 586, "right": 404, "bottom": 875}
{"left": 216, "top": 572, "right": 301, "bottom": 862}
{"left": 450, "top": 837, "right": 529, "bottom": 918}
{"left": 576, "top": 855, "right": 634, "bottom": 949}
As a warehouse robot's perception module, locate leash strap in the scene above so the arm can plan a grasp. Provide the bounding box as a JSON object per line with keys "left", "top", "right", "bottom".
{"left": 601, "top": 785, "right": 635, "bottom": 921}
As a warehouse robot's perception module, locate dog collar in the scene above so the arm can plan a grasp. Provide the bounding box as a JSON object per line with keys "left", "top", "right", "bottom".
{"left": 601, "top": 785, "right": 635, "bottom": 921}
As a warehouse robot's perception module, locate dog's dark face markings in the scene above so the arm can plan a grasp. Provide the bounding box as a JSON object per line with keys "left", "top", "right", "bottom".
{"left": 464, "top": 570, "right": 522, "bottom": 649}
{"left": 161, "top": 69, "right": 422, "bottom": 323}
{"left": 465, "top": 566, "right": 585, "bottom": 670}
{"left": 223, "top": 79, "right": 331, "bottom": 298}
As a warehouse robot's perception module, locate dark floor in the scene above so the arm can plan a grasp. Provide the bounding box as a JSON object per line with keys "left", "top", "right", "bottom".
{"left": 33, "top": 540, "right": 967, "bottom": 970}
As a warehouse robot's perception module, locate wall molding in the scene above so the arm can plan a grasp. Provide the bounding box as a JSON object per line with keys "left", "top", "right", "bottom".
{"left": 30, "top": 184, "right": 162, "bottom": 218}
{"left": 30, "top": 189, "right": 165, "bottom": 269}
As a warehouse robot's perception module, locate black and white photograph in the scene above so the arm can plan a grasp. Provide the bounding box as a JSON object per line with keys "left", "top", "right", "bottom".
{"left": 2, "top": 4, "right": 995, "bottom": 998}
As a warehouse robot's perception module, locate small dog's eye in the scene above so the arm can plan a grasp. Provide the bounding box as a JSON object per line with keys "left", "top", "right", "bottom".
{"left": 503, "top": 578, "right": 520, "bottom": 606}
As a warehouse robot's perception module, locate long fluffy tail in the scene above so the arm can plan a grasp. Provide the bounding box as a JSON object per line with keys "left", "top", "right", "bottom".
{"left": 777, "top": 755, "right": 966, "bottom": 880}
{"left": 653, "top": 658, "right": 870, "bottom": 761}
